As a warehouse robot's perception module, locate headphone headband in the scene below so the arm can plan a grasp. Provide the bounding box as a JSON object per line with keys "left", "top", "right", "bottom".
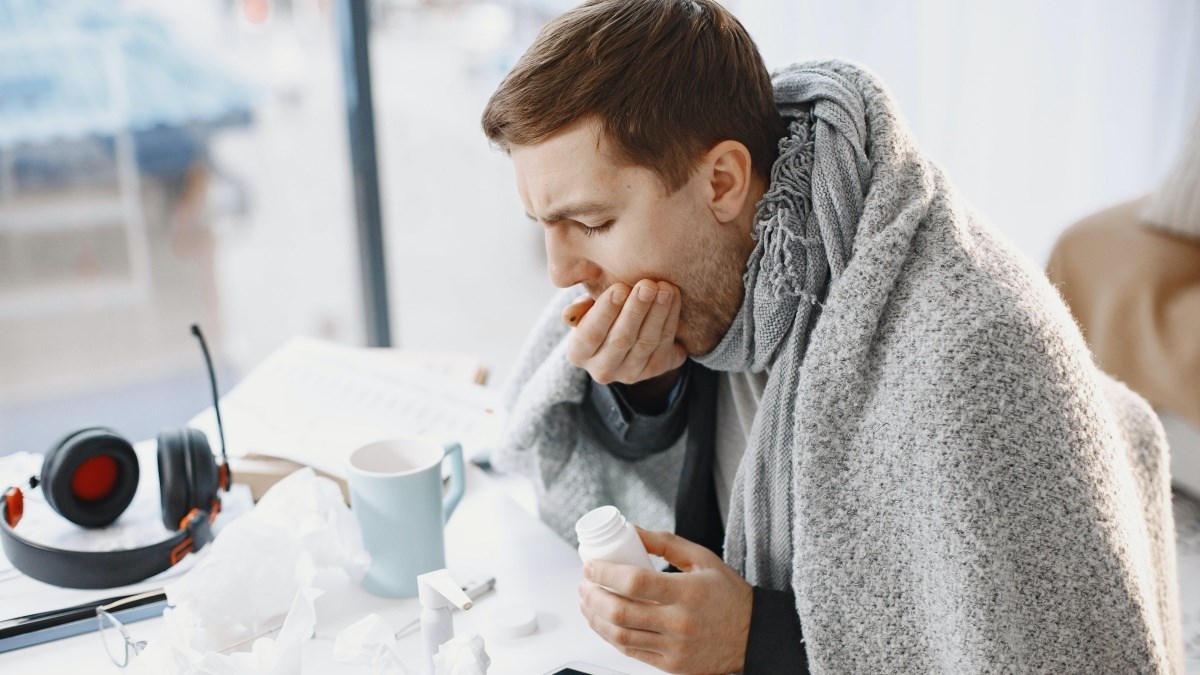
{"left": 0, "top": 488, "right": 215, "bottom": 589}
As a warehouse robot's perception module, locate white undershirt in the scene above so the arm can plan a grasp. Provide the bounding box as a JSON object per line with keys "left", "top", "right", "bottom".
{"left": 713, "top": 368, "right": 769, "bottom": 526}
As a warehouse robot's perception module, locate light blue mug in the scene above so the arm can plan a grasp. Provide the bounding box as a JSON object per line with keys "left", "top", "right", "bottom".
{"left": 347, "top": 437, "right": 466, "bottom": 598}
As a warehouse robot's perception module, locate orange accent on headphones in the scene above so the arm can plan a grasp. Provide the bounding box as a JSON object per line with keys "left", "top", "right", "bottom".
{"left": 208, "top": 499, "right": 221, "bottom": 523}
{"left": 178, "top": 507, "right": 202, "bottom": 532}
{"left": 3, "top": 488, "right": 22, "bottom": 528}
{"left": 170, "top": 537, "right": 194, "bottom": 566}
{"left": 218, "top": 463, "right": 230, "bottom": 491}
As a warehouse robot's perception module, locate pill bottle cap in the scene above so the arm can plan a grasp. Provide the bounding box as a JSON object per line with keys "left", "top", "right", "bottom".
{"left": 575, "top": 505, "right": 626, "bottom": 547}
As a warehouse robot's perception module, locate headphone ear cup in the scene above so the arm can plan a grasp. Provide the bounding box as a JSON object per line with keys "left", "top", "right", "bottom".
{"left": 186, "top": 429, "right": 219, "bottom": 507}
{"left": 157, "top": 429, "right": 191, "bottom": 530}
{"left": 41, "top": 428, "right": 138, "bottom": 528}
{"left": 159, "top": 429, "right": 218, "bottom": 531}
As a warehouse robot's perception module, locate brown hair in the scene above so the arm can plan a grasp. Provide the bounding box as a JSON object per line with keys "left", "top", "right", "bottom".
{"left": 481, "top": 0, "right": 786, "bottom": 192}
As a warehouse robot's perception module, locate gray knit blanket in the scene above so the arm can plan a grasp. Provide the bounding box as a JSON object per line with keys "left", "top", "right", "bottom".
{"left": 493, "top": 60, "right": 1183, "bottom": 672}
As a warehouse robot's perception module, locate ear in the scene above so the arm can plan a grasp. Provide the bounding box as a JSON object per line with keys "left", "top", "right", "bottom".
{"left": 704, "top": 140, "right": 755, "bottom": 224}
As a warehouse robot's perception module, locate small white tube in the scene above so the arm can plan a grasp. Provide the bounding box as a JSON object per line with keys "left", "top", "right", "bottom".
{"left": 418, "top": 569, "right": 474, "bottom": 675}
{"left": 421, "top": 605, "right": 453, "bottom": 675}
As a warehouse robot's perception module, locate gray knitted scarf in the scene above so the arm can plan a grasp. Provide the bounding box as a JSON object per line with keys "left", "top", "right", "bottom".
{"left": 697, "top": 68, "right": 861, "bottom": 375}
{"left": 691, "top": 62, "right": 868, "bottom": 590}
{"left": 495, "top": 60, "right": 1182, "bottom": 672}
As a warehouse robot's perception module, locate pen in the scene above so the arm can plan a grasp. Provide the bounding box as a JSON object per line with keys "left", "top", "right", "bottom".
{"left": 461, "top": 575, "right": 497, "bottom": 601}
{"left": 0, "top": 589, "right": 168, "bottom": 653}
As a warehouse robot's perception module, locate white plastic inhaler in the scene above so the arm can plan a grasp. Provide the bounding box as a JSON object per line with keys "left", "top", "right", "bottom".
{"left": 575, "top": 505, "right": 654, "bottom": 570}
{"left": 417, "top": 569, "right": 474, "bottom": 675}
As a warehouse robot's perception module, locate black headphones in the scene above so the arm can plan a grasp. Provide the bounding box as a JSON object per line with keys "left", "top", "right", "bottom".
{"left": 1, "top": 325, "right": 232, "bottom": 589}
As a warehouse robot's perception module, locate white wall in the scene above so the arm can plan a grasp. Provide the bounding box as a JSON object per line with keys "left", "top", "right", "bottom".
{"left": 731, "top": 0, "right": 1200, "bottom": 265}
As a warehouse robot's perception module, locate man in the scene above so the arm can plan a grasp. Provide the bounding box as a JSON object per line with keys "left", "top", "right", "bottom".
{"left": 483, "top": 1, "right": 1182, "bottom": 673}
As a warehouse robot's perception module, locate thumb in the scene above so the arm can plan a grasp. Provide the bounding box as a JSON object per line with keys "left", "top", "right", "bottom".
{"left": 561, "top": 296, "right": 595, "bottom": 327}
{"left": 635, "top": 527, "right": 716, "bottom": 572}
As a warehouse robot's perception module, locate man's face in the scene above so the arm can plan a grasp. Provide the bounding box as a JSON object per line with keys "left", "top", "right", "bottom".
{"left": 511, "top": 119, "right": 750, "bottom": 356}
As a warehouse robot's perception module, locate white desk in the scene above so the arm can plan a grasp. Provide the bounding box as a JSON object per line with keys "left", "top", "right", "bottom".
{"left": 0, "top": 459, "right": 659, "bottom": 674}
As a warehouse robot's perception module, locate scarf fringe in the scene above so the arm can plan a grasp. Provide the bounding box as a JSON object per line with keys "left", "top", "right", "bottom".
{"left": 756, "top": 115, "right": 823, "bottom": 306}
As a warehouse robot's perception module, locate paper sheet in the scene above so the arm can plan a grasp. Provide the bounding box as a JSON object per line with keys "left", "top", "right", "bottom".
{"left": 188, "top": 337, "right": 505, "bottom": 479}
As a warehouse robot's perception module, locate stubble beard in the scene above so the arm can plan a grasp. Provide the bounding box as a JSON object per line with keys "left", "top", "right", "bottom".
{"left": 675, "top": 232, "right": 750, "bottom": 357}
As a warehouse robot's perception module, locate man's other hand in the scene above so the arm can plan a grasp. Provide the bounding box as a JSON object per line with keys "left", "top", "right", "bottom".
{"left": 578, "top": 528, "right": 752, "bottom": 674}
{"left": 562, "top": 280, "right": 688, "bottom": 386}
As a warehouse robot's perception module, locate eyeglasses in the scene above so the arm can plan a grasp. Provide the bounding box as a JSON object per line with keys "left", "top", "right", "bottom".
{"left": 96, "top": 591, "right": 156, "bottom": 667}
{"left": 96, "top": 592, "right": 285, "bottom": 668}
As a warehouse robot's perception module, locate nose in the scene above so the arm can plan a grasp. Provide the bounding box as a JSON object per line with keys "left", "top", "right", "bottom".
{"left": 545, "top": 230, "right": 600, "bottom": 290}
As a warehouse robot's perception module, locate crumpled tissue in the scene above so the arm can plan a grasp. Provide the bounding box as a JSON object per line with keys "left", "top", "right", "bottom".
{"left": 129, "top": 468, "right": 371, "bottom": 674}
{"left": 434, "top": 634, "right": 491, "bottom": 675}
{"left": 130, "top": 587, "right": 323, "bottom": 675}
{"left": 332, "top": 613, "right": 409, "bottom": 674}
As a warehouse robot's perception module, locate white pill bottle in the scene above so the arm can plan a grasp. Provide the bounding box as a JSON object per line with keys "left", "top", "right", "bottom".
{"left": 575, "top": 505, "right": 654, "bottom": 570}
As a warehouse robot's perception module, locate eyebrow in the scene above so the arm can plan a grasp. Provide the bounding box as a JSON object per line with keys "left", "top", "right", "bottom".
{"left": 524, "top": 201, "right": 610, "bottom": 225}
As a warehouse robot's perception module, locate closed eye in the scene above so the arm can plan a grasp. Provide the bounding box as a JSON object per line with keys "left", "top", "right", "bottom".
{"left": 580, "top": 219, "right": 615, "bottom": 238}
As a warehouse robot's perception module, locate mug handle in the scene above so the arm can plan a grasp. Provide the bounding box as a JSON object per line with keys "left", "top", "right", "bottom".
{"left": 441, "top": 441, "right": 465, "bottom": 523}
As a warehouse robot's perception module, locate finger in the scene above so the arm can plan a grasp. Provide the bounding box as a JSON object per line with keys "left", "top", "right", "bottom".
{"left": 581, "top": 580, "right": 663, "bottom": 632}
{"left": 644, "top": 339, "right": 688, "bottom": 379}
{"left": 641, "top": 286, "right": 687, "bottom": 377}
{"left": 635, "top": 528, "right": 716, "bottom": 572}
{"left": 562, "top": 296, "right": 596, "bottom": 327}
{"left": 661, "top": 282, "right": 682, "bottom": 343}
{"left": 621, "top": 648, "right": 669, "bottom": 672}
{"left": 581, "top": 600, "right": 666, "bottom": 654}
{"left": 567, "top": 284, "right": 629, "bottom": 363}
{"left": 589, "top": 280, "right": 659, "bottom": 382}
{"left": 585, "top": 560, "right": 675, "bottom": 604}
{"left": 623, "top": 284, "right": 675, "bottom": 374}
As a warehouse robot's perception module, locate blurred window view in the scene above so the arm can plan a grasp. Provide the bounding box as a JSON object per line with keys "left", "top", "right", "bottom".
{"left": 0, "top": 0, "right": 365, "bottom": 454}
{"left": 2, "top": 0, "right": 1197, "bottom": 457}
{"left": 369, "top": 0, "right": 560, "bottom": 391}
